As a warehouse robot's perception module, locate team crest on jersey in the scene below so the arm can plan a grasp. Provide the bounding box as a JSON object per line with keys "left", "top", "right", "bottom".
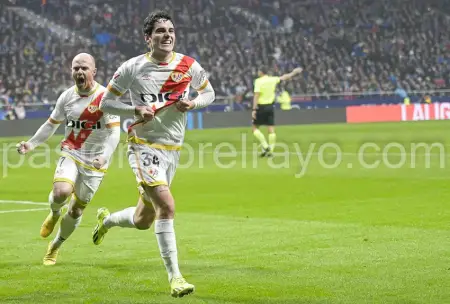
{"left": 148, "top": 168, "right": 158, "bottom": 177}
{"left": 88, "top": 104, "right": 98, "bottom": 113}
{"left": 170, "top": 72, "right": 185, "bottom": 83}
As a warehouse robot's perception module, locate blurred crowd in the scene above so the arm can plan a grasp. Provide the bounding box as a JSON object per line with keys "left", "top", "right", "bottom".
{"left": 1, "top": 0, "right": 450, "bottom": 109}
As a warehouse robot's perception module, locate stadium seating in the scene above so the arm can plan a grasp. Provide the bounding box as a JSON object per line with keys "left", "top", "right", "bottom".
{"left": 0, "top": 1, "right": 127, "bottom": 106}
{"left": 2, "top": 0, "right": 450, "bottom": 107}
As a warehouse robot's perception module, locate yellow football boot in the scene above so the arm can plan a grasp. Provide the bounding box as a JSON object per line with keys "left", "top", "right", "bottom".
{"left": 40, "top": 212, "right": 61, "bottom": 238}
{"left": 43, "top": 242, "right": 59, "bottom": 266}
{"left": 92, "top": 207, "right": 110, "bottom": 245}
{"left": 170, "top": 276, "right": 195, "bottom": 298}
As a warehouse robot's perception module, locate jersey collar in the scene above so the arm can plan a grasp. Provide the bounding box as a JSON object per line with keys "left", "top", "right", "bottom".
{"left": 145, "top": 52, "right": 176, "bottom": 66}
{"left": 75, "top": 82, "right": 99, "bottom": 97}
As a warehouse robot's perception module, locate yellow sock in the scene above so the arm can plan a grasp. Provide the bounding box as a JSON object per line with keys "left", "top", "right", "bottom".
{"left": 253, "top": 129, "right": 268, "bottom": 149}
{"left": 268, "top": 133, "right": 276, "bottom": 152}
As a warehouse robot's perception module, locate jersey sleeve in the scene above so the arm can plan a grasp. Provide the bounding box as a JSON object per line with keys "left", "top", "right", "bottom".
{"left": 104, "top": 113, "right": 121, "bottom": 129}
{"left": 189, "top": 61, "right": 209, "bottom": 91}
{"left": 106, "top": 61, "right": 134, "bottom": 97}
{"left": 254, "top": 79, "right": 261, "bottom": 93}
{"left": 273, "top": 77, "right": 281, "bottom": 84}
{"left": 49, "top": 91, "right": 66, "bottom": 124}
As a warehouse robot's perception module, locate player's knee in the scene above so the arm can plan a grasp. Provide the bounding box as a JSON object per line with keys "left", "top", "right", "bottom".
{"left": 67, "top": 198, "right": 87, "bottom": 219}
{"left": 145, "top": 185, "right": 175, "bottom": 218}
{"left": 52, "top": 184, "right": 72, "bottom": 203}
{"left": 133, "top": 216, "right": 153, "bottom": 230}
{"left": 157, "top": 200, "right": 175, "bottom": 218}
{"left": 67, "top": 205, "right": 84, "bottom": 219}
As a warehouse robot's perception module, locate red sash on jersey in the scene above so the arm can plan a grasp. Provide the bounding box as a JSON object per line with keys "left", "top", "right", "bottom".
{"left": 62, "top": 92, "right": 104, "bottom": 150}
{"left": 127, "top": 56, "right": 195, "bottom": 134}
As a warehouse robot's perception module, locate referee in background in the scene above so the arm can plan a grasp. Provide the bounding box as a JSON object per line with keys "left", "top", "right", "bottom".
{"left": 252, "top": 66, "right": 302, "bottom": 157}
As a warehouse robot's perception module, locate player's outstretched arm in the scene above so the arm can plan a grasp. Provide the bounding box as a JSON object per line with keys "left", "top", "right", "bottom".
{"left": 16, "top": 118, "right": 61, "bottom": 154}
{"left": 17, "top": 92, "right": 66, "bottom": 155}
{"left": 279, "top": 67, "right": 303, "bottom": 81}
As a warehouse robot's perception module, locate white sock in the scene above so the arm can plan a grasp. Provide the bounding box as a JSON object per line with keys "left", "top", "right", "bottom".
{"left": 268, "top": 133, "right": 276, "bottom": 152}
{"left": 104, "top": 207, "right": 136, "bottom": 229}
{"left": 49, "top": 190, "right": 70, "bottom": 216}
{"left": 155, "top": 219, "right": 181, "bottom": 282}
{"left": 52, "top": 213, "right": 82, "bottom": 248}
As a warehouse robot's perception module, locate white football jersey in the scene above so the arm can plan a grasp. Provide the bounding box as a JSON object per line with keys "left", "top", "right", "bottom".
{"left": 50, "top": 82, "right": 120, "bottom": 168}
{"left": 106, "top": 52, "right": 209, "bottom": 148}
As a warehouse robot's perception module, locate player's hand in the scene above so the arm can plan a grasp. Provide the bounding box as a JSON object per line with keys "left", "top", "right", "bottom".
{"left": 175, "top": 99, "right": 194, "bottom": 112}
{"left": 293, "top": 67, "right": 303, "bottom": 74}
{"left": 135, "top": 106, "right": 155, "bottom": 122}
{"left": 16, "top": 141, "right": 32, "bottom": 155}
{"left": 252, "top": 109, "right": 257, "bottom": 120}
{"left": 92, "top": 156, "right": 106, "bottom": 170}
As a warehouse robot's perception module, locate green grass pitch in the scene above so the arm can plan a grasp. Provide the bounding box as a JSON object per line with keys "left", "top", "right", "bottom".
{"left": 0, "top": 121, "right": 449, "bottom": 303}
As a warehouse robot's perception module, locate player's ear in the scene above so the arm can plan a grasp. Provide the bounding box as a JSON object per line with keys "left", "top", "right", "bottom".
{"left": 144, "top": 34, "right": 151, "bottom": 44}
{"left": 93, "top": 68, "right": 97, "bottom": 76}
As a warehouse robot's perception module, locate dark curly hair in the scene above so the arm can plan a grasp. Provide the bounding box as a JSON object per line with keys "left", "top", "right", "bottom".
{"left": 142, "top": 10, "right": 174, "bottom": 36}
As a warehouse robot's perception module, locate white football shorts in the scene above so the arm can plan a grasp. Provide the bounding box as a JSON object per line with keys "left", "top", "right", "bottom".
{"left": 53, "top": 155, "right": 104, "bottom": 205}
{"left": 127, "top": 143, "right": 180, "bottom": 200}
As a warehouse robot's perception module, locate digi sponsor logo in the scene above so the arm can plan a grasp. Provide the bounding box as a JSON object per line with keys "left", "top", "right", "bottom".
{"left": 66, "top": 120, "right": 102, "bottom": 130}
{"left": 140, "top": 91, "right": 187, "bottom": 104}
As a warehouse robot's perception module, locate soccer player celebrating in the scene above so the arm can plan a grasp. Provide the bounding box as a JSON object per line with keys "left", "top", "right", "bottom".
{"left": 252, "top": 66, "right": 302, "bottom": 157}
{"left": 93, "top": 11, "right": 215, "bottom": 298}
{"left": 16, "top": 53, "right": 121, "bottom": 265}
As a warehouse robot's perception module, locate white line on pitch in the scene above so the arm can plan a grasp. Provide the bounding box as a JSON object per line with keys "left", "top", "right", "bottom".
{"left": 0, "top": 208, "right": 47, "bottom": 214}
{"left": 0, "top": 200, "right": 47, "bottom": 205}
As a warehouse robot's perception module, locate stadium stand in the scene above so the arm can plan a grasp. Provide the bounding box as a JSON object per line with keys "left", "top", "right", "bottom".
{"left": 1, "top": 0, "right": 450, "bottom": 113}
{"left": 0, "top": 1, "right": 126, "bottom": 107}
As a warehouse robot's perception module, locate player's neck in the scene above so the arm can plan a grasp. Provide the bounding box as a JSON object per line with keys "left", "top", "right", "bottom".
{"left": 150, "top": 51, "right": 174, "bottom": 63}
{"left": 76, "top": 81, "right": 96, "bottom": 94}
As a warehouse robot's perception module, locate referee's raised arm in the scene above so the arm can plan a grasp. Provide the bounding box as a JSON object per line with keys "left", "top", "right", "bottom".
{"left": 279, "top": 67, "right": 303, "bottom": 81}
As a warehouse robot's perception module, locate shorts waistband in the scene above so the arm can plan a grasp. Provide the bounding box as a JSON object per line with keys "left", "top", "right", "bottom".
{"left": 128, "top": 136, "right": 182, "bottom": 151}
{"left": 60, "top": 152, "right": 107, "bottom": 173}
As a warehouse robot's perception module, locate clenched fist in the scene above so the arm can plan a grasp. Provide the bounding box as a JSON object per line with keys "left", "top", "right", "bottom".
{"left": 135, "top": 106, "right": 155, "bottom": 122}
{"left": 92, "top": 156, "right": 106, "bottom": 170}
{"left": 175, "top": 99, "right": 194, "bottom": 112}
{"left": 16, "top": 141, "right": 32, "bottom": 155}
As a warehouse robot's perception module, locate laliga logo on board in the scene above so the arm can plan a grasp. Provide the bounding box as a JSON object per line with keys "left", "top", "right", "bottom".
{"left": 401, "top": 102, "right": 450, "bottom": 121}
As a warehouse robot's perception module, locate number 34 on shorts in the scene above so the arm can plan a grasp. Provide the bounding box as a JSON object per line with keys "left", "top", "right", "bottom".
{"left": 127, "top": 145, "right": 179, "bottom": 187}
{"left": 142, "top": 152, "right": 160, "bottom": 167}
